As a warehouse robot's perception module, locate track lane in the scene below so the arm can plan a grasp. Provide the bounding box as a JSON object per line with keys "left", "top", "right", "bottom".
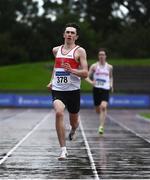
{"left": 0, "top": 108, "right": 150, "bottom": 179}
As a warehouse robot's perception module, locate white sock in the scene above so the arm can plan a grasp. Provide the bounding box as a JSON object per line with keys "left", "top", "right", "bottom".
{"left": 61, "top": 146, "right": 67, "bottom": 152}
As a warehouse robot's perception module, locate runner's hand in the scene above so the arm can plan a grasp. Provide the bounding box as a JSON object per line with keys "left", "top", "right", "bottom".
{"left": 62, "top": 63, "right": 72, "bottom": 72}
{"left": 47, "top": 82, "right": 52, "bottom": 90}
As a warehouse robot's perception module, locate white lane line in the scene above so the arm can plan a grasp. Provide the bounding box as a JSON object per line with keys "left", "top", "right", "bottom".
{"left": 79, "top": 118, "right": 100, "bottom": 180}
{"left": 108, "top": 115, "right": 150, "bottom": 144}
{"left": 0, "top": 113, "right": 50, "bottom": 165}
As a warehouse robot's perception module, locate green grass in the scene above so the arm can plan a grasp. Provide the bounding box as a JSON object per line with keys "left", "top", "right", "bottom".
{"left": 0, "top": 58, "right": 150, "bottom": 92}
{"left": 140, "top": 113, "right": 150, "bottom": 119}
{"left": 0, "top": 62, "right": 51, "bottom": 91}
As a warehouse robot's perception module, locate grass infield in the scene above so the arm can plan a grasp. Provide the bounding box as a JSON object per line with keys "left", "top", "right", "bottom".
{"left": 0, "top": 58, "right": 150, "bottom": 92}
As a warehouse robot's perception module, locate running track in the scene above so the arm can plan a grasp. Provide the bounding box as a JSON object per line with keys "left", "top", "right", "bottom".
{"left": 0, "top": 108, "right": 150, "bottom": 179}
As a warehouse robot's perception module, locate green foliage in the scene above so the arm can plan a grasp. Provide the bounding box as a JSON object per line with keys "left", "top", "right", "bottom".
{"left": 0, "top": 0, "right": 150, "bottom": 66}
{"left": 101, "top": 25, "right": 150, "bottom": 58}
{"left": 0, "top": 32, "right": 29, "bottom": 65}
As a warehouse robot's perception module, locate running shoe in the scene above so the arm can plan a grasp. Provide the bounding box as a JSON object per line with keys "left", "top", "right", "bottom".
{"left": 68, "top": 129, "right": 76, "bottom": 141}
{"left": 58, "top": 149, "right": 68, "bottom": 160}
{"left": 98, "top": 126, "right": 104, "bottom": 135}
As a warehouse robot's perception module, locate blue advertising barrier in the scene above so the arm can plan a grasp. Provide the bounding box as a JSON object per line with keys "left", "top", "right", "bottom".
{"left": 0, "top": 93, "right": 150, "bottom": 108}
{"left": 14, "top": 95, "right": 52, "bottom": 108}
{"left": 109, "top": 95, "right": 150, "bottom": 108}
{"left": 0, "top": 94, "right": 14, "bottom": 106}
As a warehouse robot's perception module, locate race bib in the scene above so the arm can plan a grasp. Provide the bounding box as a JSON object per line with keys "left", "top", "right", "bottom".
{"left": 96, "top": 78, "right": 106, "bottom": 86}
{"left": 55, "top": 71, "right": 71, "bottom": 85}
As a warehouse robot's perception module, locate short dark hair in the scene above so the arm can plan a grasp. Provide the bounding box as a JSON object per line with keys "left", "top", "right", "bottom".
{"left": 98, "top": 48, "right": 108, "bottom": 55}
{"left": 64, "top": 22, "right": 80, "bottom": 35}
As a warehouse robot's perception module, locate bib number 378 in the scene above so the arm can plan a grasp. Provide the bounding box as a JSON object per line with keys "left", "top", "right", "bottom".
{"left": 57, "top": 76, "right": 68, "bottom": 84}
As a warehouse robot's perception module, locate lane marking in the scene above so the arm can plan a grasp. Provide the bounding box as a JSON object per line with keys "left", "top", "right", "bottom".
{"left": 0, "top": 113, "right": 50, "bottom": 165}
{"left": 79, "top": 117, "right": 100, "bottom": 180}
{"left": 108, "top": 115, "right": 150, "bottom": 144}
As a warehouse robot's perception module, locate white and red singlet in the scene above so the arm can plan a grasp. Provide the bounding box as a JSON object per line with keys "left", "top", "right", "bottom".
{"left": 93, "top": 62, "right": 111, "bottom": 90}
{"left": 52, "top": 45, "right": 81, "bottom": 91}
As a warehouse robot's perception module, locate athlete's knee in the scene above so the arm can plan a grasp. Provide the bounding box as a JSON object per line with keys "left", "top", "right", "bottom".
{"left": 53, "top": 100, "right": 65, "bottom": 118}
{"left": 55, "top": 110, "right": 64, "bottom": 119}
{"left": 100, "top": 105, "right": 107, "bottom": 112}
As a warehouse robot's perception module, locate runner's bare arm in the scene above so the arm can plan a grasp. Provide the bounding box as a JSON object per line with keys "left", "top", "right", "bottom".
{"left": 63, "top": 47, "right": 88, "bottom": 78}
{"left": 46, "top": 69, "right": 54, "bottom": 90}
{"left": 46, "top": 47, "right": 59, "bottom": 89}
{"left": 52, "top": 46, "right": 59, "bottom": 57}
{"left": 109, "top": 64, "right": 114, "bottom": 92}
{"left": 85, "top": 64, "right": 96, "bottom": 85}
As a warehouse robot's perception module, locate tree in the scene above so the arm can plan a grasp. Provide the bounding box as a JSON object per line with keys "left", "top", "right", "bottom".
{"left": 0, "top": 0, "right": 49, "bottom": 65}
{"left": 115, "top": 0, "right": 150, "bottom": 27}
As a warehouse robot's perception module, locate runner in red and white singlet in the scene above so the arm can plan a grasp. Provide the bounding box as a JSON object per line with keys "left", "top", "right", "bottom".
{"left": 52, "top": 45, "right": 81, "bottom": 91}
{"left": 47, "top": 23, "right": 88, "bottom": 160}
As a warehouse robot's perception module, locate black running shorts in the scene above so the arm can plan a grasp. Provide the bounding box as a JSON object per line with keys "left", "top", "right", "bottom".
{"left": 93, "top": 87, "right": 109, "bottom": 106}
{"left": 51, "top": 89, "right": 80, "bottom": 113}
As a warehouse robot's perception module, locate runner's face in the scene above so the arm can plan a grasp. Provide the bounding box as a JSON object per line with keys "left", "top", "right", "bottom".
{"left": 63, "top": 27, "right": 78, "bottom": 43}
{"left": 98, "top": 51, "right": 106, "bottom": 63}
